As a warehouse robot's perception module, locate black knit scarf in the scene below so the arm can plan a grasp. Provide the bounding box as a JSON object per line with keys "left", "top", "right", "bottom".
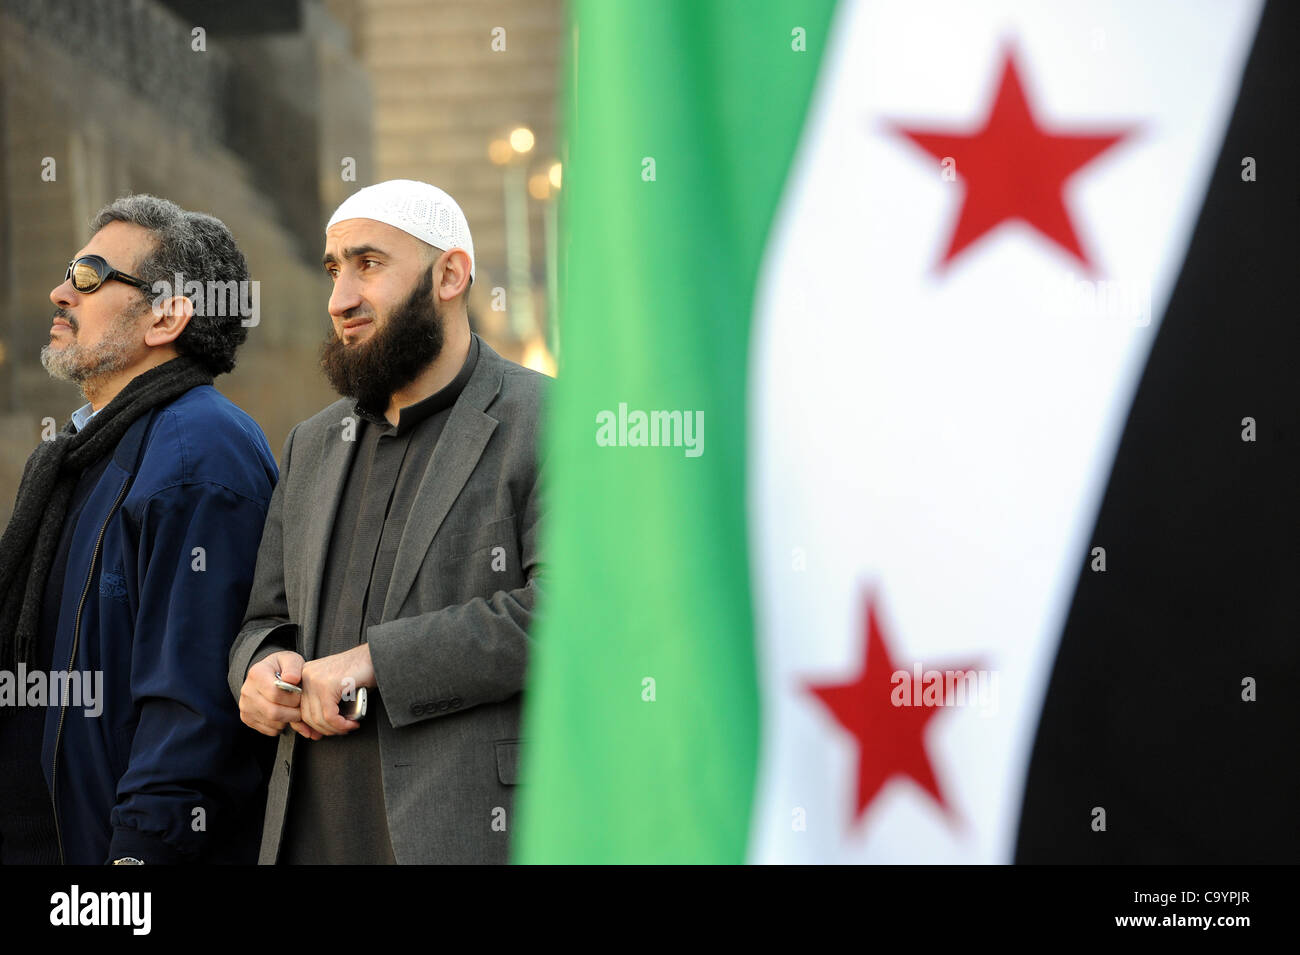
{"left": 0, "top": 355, "right": 213, "bottom": 672}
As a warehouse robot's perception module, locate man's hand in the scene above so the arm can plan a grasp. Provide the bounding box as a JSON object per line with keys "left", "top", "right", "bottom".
{"left": 238, "top": 650, "right": 321, "bottom": 741}
{"left": 298, "top": 644, "right": 375, "bottom": 737}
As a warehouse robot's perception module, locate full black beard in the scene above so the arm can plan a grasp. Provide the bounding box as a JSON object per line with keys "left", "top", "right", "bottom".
{"left": 319, "top": 267, "right": 443, "bottom": 413}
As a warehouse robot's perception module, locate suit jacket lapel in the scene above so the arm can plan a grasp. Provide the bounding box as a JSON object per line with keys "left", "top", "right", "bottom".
{"left": 381, "top": 339, "right": 504, "bottom": 620}
{"left": 300, "top": 410, "right": 359, "bottom": 660}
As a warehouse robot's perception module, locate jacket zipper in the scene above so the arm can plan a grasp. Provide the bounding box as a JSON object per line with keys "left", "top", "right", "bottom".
{"left": 50, "top": 474, "right": 130, "bottom": 865}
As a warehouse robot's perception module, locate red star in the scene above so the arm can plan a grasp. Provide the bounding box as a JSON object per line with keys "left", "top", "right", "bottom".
{"left": 805, "top": 591, "right": 978, "bottom": 829}
{"left": 891, "top": 47, "right": 1131, "bottom": 273}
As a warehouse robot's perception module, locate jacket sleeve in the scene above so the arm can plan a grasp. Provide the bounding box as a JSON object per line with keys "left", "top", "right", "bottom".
{"left": 227, "top": 425, "right": 300, "bottom": 700}
{"left": 108, "top": 478, "right": 274, "bottom": 863}
{"left": 367, "top": 461, "right": 543, "bottom": 730}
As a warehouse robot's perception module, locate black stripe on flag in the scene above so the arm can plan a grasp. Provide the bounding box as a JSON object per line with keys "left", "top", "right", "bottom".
{"left": 1016, "top": 0, "right": 1299, "bottom": 863}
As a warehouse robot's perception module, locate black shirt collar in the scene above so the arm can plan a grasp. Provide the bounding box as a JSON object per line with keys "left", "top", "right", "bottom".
{"left": 354, "top": 334, "right": 480, "bottom": 436}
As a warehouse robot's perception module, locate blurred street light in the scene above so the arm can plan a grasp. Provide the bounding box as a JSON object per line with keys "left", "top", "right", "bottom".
{"left": 528, "top": 173, "right": 551, "bottom": 200}
{"left": 509, "top": 126, "right": 535, "bottom": 154}
{"left": 521, "top": 335, "right": 557, "bottom": 377}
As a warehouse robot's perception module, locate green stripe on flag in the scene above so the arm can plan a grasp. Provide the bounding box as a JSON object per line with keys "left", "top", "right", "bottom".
{"left": 515, "top": 0, "right": 837, "bottom": 863}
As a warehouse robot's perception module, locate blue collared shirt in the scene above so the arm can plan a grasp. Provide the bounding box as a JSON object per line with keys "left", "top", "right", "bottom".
{"left": 70, "top": 401, "right": 99, "bottom": 433}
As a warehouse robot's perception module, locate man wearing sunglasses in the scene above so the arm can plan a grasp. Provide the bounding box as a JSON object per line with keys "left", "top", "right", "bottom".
{"left": 0, "top": 195, "right": 277, "bottom": 864}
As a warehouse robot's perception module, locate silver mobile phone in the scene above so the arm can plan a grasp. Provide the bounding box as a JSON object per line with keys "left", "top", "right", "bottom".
{"left": 338, "top": 687, "right": 368, "bottom": 720}
{"left": 273, "top": 673, "right": 303, "bottom": 694}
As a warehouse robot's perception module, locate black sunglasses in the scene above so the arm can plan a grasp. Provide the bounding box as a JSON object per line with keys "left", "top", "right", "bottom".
{"left": 64, "top": 254, "right": 153, "bottom": 294}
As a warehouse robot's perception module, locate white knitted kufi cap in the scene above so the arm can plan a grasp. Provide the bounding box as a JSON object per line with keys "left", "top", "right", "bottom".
{"left": 326, "top": 179, "right": 475, "bottom": 280}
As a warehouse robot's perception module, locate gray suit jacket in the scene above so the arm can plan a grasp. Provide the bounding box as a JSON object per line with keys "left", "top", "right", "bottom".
{"left": 227, "top": 337, "right": 548, "bottom": 864}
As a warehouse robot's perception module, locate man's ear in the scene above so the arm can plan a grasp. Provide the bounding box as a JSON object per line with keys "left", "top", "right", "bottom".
{"left": 143, "top": 294, "right": 194, "bottom": 347}
{"left": 435, "top": 248, "right": 473, "bottom": 303}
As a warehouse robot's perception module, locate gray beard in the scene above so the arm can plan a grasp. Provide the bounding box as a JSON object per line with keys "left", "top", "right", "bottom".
{"left": 41, "top": 307, "right": 143, "bottom": 387}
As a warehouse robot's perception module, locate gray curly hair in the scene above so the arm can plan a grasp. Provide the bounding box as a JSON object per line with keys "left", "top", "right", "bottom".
{"left": 90, "top": 195, "right": 250, "bottom": 376}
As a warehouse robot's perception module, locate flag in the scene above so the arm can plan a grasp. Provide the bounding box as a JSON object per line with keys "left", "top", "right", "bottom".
{"left": 515, "top": 0, "right": 1298, "bottom": 863}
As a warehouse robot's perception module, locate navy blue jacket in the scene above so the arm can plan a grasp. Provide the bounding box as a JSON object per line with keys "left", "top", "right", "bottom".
{"left": 39, "top": 385, "right": 278, "bottom": 863}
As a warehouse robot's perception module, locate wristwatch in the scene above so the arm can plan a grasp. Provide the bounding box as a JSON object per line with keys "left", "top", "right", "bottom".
{"left": 111, "top": 857, "right": 145, "bottom": 865}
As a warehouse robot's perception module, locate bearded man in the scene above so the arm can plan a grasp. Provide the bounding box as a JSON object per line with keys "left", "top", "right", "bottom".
{"left": 229, "top": 180, "right": 549, "bottom": 864}
{"left": 0, "top": 195, "right": 277, "bottom": 864}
